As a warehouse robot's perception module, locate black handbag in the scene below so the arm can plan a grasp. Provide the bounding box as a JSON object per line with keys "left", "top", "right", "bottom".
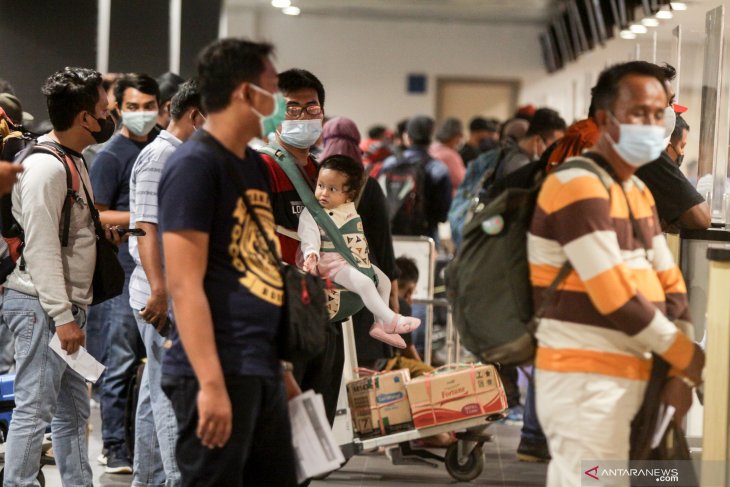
{"left": 79, "top": 175, "right": 125, "bottom": 305}
{"left": 211, "top": 137, "right": 328, "bottom": 362}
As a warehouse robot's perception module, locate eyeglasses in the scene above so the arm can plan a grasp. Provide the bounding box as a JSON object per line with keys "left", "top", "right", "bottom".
{"left": 286, "top": 105, "right": 322, "bottom": 118}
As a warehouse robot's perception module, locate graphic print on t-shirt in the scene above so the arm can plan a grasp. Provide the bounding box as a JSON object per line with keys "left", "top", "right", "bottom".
{"left": 229, "top": 189, "right": 284, "bottom": 306}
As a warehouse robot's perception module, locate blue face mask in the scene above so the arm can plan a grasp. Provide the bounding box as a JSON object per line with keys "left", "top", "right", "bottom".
{"left": 279, "top": 119, "right": 323, "bottom": 149}
{"left": 609, "top": 113, "right": 666, "bottom": 168}
{"left": 249, "top": 84, "right": 287, "bottom": 140}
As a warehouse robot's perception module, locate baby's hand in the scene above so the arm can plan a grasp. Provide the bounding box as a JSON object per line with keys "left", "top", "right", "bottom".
{"left": 303, "top": 254, "right": 319, "bottom": 274}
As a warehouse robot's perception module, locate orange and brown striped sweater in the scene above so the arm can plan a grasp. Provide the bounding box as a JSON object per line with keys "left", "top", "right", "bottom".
{"left": 528, "top": 155, "right": 695, "bottom": 381}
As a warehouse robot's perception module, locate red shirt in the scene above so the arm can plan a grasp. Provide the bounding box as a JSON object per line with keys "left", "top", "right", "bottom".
{"left": 260, "top": 152, "right": 318, "bottom": 264}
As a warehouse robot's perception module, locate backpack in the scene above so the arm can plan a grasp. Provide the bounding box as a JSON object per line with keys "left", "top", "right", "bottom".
{"left": 444, "top": 156, "right": 613, "bottom": 365}
{"left": 0, "top": 107, "right": 34, "bottom": 162}
{"left": 377, "top": 151, "right": 429, "bottom": 236}
{"left": 447, "top": 148, "right": 504, "bottom": 249}
{"left": 0, "top": 140, "right": 81, "bottom": 283}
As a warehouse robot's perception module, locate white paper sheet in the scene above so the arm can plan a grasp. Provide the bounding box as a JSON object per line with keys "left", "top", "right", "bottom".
{"left": 651, "top": 404, "right": 676, "bottom": 449}
{"left": 288, "top": 390, "right": 345, "bottom": 483}
{"left": 49, "top": 333, "right": 105, "bottom": 383}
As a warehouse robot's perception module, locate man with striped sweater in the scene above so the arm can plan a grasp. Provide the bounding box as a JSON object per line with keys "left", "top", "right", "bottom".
{"left": 528, "top": 61, "right": 704, "bottom": 486}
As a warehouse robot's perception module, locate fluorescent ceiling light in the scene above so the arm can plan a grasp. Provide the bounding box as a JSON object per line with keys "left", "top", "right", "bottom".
{"left": 656, "top": 10, "right": 673, "bottom": 19}
{"left": 271, "top": 0, "right": 290, "bottom": 7}
{"left": 642, "top": 18, "right": 659, "bottom": 27}
{"left": 670, "top": 2, "right": 688, "bottom": 11}
{"left": 630, "top": 24, "right": 648, "bottom": 34}
{"left": 282, "top": 6, "right": 300, "bottom": 15}
{"left": 620, "top": 30, "right": 637, "bottom": 40}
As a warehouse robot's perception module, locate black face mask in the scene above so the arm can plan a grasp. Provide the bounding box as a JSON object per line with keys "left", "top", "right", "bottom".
{"left": 479, "top": 138, "right": 498, "bottom": 153}
{"left": 87, "top": 114, "right": 116, "bottom": 144}
{"left": 668, "top": 144, "right": 684, "bottom": 167}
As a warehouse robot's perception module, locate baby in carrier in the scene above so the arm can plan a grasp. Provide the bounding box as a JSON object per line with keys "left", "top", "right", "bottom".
{"left": 298, "top": 155, "right": 421, "bottom": 348}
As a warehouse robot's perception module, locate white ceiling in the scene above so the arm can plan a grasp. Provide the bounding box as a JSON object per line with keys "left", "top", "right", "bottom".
{"left": 226, "top": 0, "right": 558, "bottom": 25}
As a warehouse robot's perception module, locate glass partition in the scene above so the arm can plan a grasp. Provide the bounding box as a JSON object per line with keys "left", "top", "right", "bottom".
{"left": 698, "top": 6, "right": 725, "bottom": 220}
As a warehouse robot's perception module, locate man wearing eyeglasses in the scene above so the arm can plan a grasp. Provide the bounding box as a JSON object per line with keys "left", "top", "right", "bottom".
{"left": 259, "top": 69, "right": 348, "bottom": 430}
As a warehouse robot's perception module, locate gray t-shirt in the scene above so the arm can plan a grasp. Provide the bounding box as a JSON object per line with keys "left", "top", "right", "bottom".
{"left": 128, "top": 130, "right": 181, "bottom": 310}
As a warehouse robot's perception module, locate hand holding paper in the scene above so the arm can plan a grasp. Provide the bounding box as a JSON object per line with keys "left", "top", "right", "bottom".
{"left": 49, "top": 333, "right": 105, "bottom": 383}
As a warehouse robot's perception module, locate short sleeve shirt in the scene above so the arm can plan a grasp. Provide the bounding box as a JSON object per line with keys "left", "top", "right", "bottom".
{"left": 128, "top": 130, "right": 182, "bottom": 310}
{"left": 90, "top": 133, "right": 148, "bottom": 276}
{"left": 158, "top": 130, "right": 283, "bottom": 378}
{"left": 635, "top": 151, "right": 705, "bottom": 230}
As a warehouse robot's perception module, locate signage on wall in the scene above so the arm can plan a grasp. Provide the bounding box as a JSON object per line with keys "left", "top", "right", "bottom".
{"left": 407, "top": 74, "right": 427, "bottom": 94}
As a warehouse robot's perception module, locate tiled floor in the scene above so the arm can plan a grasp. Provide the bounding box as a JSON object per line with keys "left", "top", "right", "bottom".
{"left": 28, "top": 408, "right": 547, "bottom": 487}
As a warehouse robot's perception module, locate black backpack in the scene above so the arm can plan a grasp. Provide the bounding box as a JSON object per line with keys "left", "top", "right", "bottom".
{"left": 377, "top": 151, "right": 429, "bottom": 236}
{"left": 445, "top": 156, "right": 613, "bottom": 365}
{"left": 0, "top": 140, "right": 81, "bottom": 283}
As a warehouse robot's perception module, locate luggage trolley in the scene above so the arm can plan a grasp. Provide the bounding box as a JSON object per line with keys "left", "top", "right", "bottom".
{"left": 330, "top": 237, "right": 506, "bottom": 482}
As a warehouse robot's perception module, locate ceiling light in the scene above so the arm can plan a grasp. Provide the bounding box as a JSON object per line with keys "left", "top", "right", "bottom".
{"left": 630, "top": 24, "right": 648, "bottom": 34}
{"left": 620, "top": 30, "right": 637, "bottom": 40}
{"left": 271, "top": 0, "right": 290, "bottom": 7}
{"left": 670, "top": 2, "right": 688, "bottom": 11}
{"left": 282, "top": 6, "right": 300, "bottom": 15}
{"left": 656, "top": 10, "right": 673, "bottom": 19}
{"left": 642, "top": 18, "right": 660, "bottom": 27}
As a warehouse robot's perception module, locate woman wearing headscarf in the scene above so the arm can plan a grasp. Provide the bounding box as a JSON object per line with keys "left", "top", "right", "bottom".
{"left": 319, "top": 117, "right": 406, "bottom": 366}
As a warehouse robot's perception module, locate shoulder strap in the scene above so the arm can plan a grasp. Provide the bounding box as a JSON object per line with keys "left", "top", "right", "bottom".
{"left": 200, "top": 136, "right": 285, "bottom": 270}
{"left": 30, "top": 141, "right": 82, "bottom": 247}
{"left": 258, "top": 143, "right": 365, "bottom": 273}
{"left": 531, "top": 157, "right": 615, "bottom": 324}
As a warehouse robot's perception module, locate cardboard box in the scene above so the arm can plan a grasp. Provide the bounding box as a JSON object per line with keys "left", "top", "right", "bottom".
{"left": 346, "top": 369, "right": 413, "bottom": 438}
{"left": 405, "top": 364, "right": 508, "bottom": 429}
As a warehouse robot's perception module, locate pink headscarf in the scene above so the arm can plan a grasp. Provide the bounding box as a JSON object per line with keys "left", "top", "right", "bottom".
{"left": 320, "top": 116, "right": 363, "bottom": 164}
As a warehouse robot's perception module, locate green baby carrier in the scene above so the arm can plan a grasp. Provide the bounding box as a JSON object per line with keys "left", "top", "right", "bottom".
{"left": 259, "top": 144, "right": 377, "bottom": 322}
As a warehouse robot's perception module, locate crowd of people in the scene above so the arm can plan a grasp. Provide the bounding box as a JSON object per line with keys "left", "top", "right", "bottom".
{"left": 0, "top": 35, "right": 708, "bottom": 487}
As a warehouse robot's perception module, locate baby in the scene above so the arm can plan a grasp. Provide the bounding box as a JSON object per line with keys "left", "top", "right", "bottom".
{"left": 298, "top": 155, "right": 420, "bottom": 349}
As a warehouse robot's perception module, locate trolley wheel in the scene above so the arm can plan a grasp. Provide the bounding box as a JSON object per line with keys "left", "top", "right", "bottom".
{"left": 445, "top": 443, "right": 484, "bottom": 482}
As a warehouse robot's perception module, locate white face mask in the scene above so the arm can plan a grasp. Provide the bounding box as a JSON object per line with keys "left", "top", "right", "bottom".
{"left": 122, "top": 111, "right": 158, "bottom": 137}
{"left": 279, "top": 119, "right": 323, "bottom": 149}
{"left": 609, "top": 113, "right": 666, "bottom": 168}
{"left": 663, "top": 106, "right": 677, "bottom": 146}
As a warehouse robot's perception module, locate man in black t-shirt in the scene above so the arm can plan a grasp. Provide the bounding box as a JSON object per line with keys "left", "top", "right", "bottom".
{"left": 158, "top": 39, "right": 296, "bottom": 487}
{"left": 635, "top": 114, "right": 710, "bottom": 232}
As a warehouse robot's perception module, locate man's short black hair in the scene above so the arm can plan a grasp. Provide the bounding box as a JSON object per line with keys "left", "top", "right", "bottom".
{"left": 526, "top": 108, "right": 566, "bottom": 139}
{"left": 671, "top": 114, "right": 690, "bottom": 143}
{"left": 470, "top": 117, "right": 499, "bottom": 133}
{"left": 41, "top": 67, "right": 103, "bottom": 131}
{"left": 368, "top": 125, "right": 387, "bottom": 139}
{"left": 661, "top": 63, "right": 677, "bottom": 82}
{"left": 396, "top": 119, "right": 408, "bottom": 138}
{"left": 157, "top": 72, "right": 184, "bottom": 104}
{"left": 592, "top": 61, "right": 668, "bottom": 113}
{"left": 197, "top": 38, "right": 274, "bottom": 114}
{"left": 114, "top": 73, "right": 160, "bottom": 107}
{"left": 170, "top": 79, "right": 203, "bottom": 121}
{"left": 396, "top": 256, "right": 419, "bottom": 284}
{"left": 278, "top": 68, "right": 325, "bottom": 108}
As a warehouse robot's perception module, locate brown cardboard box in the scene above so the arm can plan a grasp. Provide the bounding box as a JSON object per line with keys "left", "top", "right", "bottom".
{"left": 405, "top": 364, "right": 508, "bottom": 429}
{"left": 346, "top": 369, "right": 413, "bottom": 438}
